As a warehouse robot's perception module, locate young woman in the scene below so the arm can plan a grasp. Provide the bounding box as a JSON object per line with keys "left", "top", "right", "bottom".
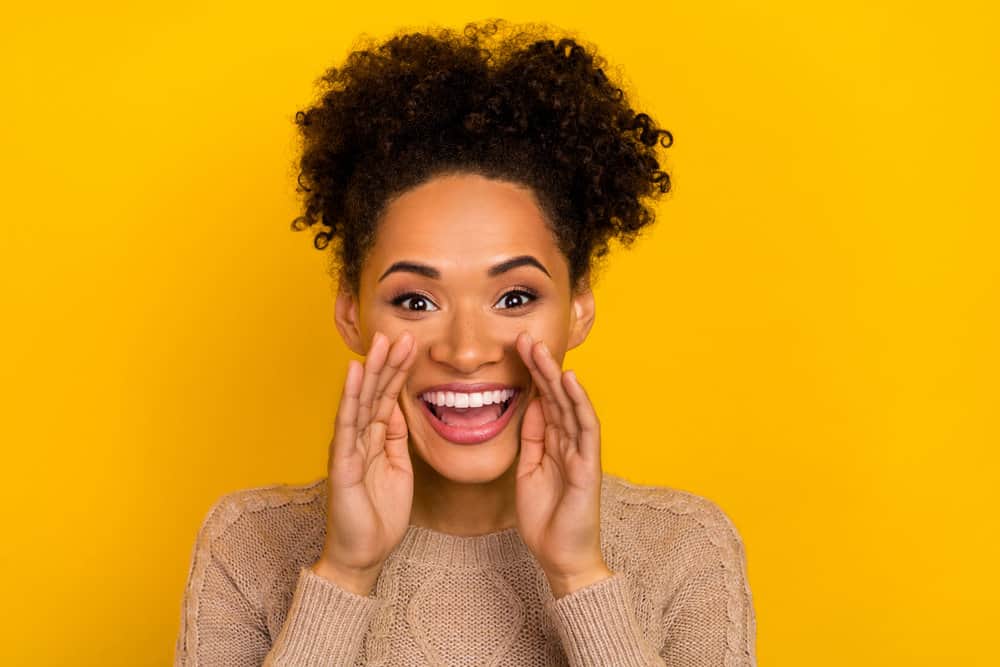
{"left": 175, "top": 19, "right": 756, "bottom": 666}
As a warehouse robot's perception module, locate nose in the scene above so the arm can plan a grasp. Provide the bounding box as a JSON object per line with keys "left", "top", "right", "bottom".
{"left": 428, "top": 303, "right": 505, "bottom": 374}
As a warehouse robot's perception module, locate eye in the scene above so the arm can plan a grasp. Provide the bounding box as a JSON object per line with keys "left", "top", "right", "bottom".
{"left": 494, "top": 289, "right": 538, "bottom": 310}
{"left": 390, "top": 292, "right": 439, "bottom": 312}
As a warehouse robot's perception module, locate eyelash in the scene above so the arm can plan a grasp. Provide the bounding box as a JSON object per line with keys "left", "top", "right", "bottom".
{"left": 389, "top": 287, "right": 539, "bottom": 313}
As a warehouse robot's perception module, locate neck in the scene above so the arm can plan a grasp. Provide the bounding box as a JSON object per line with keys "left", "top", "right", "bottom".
{"left": 407, "top": 448, "right": 518, "bottom": 536}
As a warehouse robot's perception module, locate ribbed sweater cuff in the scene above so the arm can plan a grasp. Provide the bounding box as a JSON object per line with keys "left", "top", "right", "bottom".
{"left": 264, "top": 565, "right": 384, "bottom": 666}
{"left": 543, "top": 572, "right": 659, "bottom": 667}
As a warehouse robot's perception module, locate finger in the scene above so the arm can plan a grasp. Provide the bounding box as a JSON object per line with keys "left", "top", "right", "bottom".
{"left": 531, "top": 340, "right": 579, "bottom": 441}
{"left": 385, "top": 399, "right": 410, "bottom": 445}
{"left": 357, "top": 331, "right": 389, "bottom": 427}
{"left": 383, "top": 401, "right": 413, "bottom": 472}
{"left": 517, "top": 397, "right": 546, "bottom": 476}
{"left": 372, "top": 333, "right": 418, "bottom": 424}
{"left": 562, "top": 370, "right": 601, "bottom": 460}
{"left": 538, "top": 390, "right": 562, "bottom": 433}
{"left": 515, "top": 332, "right": 561, "bottom": 427}
{"left": 331, "top": 359, "right": 363, "bottom": 464}
{"left": 373, "top": 331, "right": 413, "bottom": 402}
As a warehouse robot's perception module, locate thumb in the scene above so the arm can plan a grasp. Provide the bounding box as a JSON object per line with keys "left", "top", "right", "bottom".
{"left": 518, "top": 397, "right": 546, "bottom": 473}
{"left": 386, "top": 399, "right": 408, "bottom": 440}
{"left": 383, "top": 401, "right": 411, "bottom": 469}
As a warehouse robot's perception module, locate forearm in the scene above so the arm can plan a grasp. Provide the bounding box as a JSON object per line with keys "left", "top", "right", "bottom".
{"left": 544, "top": 572, "right": 667, "bottom": 667}
{"left": 263, "top": 565, "right": 386, "bottom": 666}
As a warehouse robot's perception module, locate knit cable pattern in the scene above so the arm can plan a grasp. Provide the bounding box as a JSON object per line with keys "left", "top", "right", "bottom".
{"left": 175, "top": 473, "right": 756, "bottom": 666}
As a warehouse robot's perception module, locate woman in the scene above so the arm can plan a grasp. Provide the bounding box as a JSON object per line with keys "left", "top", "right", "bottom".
{"left": 175, "top": 19, "right": 756, "bottom": 666}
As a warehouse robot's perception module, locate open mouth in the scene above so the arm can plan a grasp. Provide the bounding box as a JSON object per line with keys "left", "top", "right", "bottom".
{"left": 417, "top": 388, "right": 521, "bottom": 445}
{"left": 421, "top": 389, "right": 517, "bottom": 426}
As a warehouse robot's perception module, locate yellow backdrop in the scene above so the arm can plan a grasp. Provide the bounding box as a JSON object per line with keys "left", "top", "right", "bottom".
{"left": 2, "top": 1, "right": 997, "bottom": 665}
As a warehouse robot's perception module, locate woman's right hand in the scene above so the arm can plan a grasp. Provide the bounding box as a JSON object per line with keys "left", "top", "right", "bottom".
{"left": 311, "top": 330, "right": 418, "bottom": 595}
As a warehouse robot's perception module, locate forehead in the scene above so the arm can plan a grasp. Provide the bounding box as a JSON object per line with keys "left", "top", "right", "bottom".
{"left": 363, "top": 173, "right": 567, "bottom": 281}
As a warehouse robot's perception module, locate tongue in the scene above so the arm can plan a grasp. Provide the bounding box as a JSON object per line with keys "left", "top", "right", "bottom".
{"left": 436, "top": 404, "right": 503, "bottom": 427}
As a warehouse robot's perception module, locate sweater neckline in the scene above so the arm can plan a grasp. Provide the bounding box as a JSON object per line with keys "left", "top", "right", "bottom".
{"left": 388, "top": 522, "right": 535, "bottom": 568}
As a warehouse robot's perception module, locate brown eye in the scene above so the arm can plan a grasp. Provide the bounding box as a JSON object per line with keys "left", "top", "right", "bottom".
{"left": 494, "top": 289, "right": 537, "bottom": 310}
{"left": 390, "top": 293, "right": 439, "bottom": 312}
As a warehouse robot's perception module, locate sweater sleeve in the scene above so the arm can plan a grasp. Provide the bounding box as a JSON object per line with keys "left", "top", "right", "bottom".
{"left": 542, "top": 504, "right": 757, "bottom": 666}
{"left": 658, "top": 554, "right": 756, "bottom": 666}
{"left": 542, "top": 572, "right": 666, "bottom": 666}
{"left": 174, "top": 497, "right": 386, "bottom": 666}
{"left": 262, "top": 566, "right": 386, "bottom": 666}
{"left": 174, "top": 548, "right": 272, "bottom": 665}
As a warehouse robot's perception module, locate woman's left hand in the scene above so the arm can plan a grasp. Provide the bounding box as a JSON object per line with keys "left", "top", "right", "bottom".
{"left": 514, "top": 331, "right": 614, "bottom": 599}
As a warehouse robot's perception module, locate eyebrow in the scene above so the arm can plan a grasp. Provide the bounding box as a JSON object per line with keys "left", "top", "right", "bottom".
{"left": 377, "top": 254, "right": 552, "bottom": 282}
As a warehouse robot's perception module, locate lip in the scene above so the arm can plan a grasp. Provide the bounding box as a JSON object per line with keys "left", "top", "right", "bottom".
{"left": 417, "top": 388, "right": 522, "bottom": 445}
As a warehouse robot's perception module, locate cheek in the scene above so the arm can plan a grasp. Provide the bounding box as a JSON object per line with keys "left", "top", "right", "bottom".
{"left": 516, "top": 308, "right": 572, "bottom": 355}
{"left": 359, "top": 307, "right": 416, "bottom": 348}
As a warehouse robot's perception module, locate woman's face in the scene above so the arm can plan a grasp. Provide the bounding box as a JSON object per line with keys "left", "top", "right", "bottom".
{"left": 335, "top": 172, "right": 595, "bottom": 484}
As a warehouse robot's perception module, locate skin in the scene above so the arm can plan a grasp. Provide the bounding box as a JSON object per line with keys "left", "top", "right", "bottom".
{"left": 312, "top": 172, "right": 613, "bottom": 599}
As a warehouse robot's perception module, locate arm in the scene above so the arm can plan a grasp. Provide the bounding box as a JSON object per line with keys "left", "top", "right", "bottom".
{"left": 658, "top": 555, "right": 756, "bottom": 666}
{"left": 176, "top": 332, "right": 417, "bottom": 665}
{"left": 542, "top": 525, "right": 756, "bottom": 666}
{"left": 262, "top": 566, "right": 385, "bottom": 666}
{"left": 174, "top": 547, "right": 271, "bottom": 665}
{"left": 542, "top": 571, "right": 666, "bottom": 666}
{"left": 174, "top": 503, "right": 386, "bottom": 666}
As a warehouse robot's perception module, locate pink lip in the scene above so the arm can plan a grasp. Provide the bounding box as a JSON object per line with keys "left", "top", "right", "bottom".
{"left": 417, "top": 389, "right": 521, "bottom": 445}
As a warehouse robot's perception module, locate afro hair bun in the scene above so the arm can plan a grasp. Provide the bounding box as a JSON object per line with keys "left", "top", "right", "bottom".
{"left": 291, "top": 18, "right": 673, "bottom": 293}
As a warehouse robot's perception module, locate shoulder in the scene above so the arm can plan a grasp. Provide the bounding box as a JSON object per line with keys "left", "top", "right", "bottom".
{"left": 195, "top": 477, "right": 327, "bottom": 541}
{"left": 599, "top": 472, "right": 750, "bottom": 592}
{"left": 187, "top": 478, "right": 327, "bottom": 604}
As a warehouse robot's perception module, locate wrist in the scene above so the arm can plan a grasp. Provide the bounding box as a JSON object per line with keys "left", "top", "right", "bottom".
{"left": 546, "top": 564, "right": 615, "bottom": 599}
{"left": 310, "top": 558, "right": 383, "bottom": 596}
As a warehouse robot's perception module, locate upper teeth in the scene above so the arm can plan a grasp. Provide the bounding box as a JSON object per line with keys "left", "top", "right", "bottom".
{"left": 420, "top": 389, "right": 515, "bottom": 408}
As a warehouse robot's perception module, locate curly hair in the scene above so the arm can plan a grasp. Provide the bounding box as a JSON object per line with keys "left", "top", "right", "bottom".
{"left": 290, "top": 18, "right": 673, "bottom": 294}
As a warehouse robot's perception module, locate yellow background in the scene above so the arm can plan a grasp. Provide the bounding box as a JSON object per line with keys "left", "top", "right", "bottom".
{"left": 2, "top": 1, "right": 997, "bottom": 664}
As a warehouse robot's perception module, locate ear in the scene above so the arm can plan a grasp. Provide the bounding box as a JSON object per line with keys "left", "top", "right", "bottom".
{"left": 567, "top": 274, "right": 596, "bottom": 351}
{"left": 334, "top": 282, "right": 366, "bottom": 356}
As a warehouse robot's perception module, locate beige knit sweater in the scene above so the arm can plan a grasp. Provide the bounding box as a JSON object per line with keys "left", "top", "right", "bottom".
{"left": 174, "top": 472, "right": 756, "bottom": 666}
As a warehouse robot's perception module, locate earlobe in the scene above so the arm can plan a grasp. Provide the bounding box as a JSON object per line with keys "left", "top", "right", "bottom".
{"left": 334, "top": 284, "right": 366, "bottom": 356}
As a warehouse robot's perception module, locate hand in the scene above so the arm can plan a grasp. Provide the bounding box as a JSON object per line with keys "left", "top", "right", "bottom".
{"left": 312, "top": 331, "right": 418, "bottom": 595}
{"left": 513, "top": 332, "right": 613, "bottom": 598}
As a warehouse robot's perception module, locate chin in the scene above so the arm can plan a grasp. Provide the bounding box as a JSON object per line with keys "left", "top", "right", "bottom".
{"left": 406, "top": 428, "right": 522, "bottom": 485}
